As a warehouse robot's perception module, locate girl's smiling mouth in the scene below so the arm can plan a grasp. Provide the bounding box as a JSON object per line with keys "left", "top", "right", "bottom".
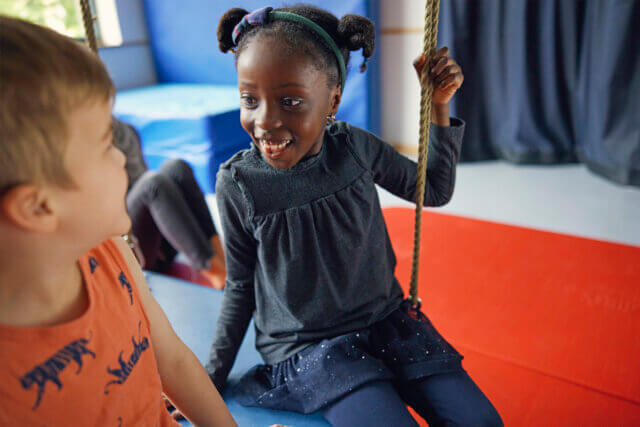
{"left": 257, "top": 138, "right": 293, "bottom": 159}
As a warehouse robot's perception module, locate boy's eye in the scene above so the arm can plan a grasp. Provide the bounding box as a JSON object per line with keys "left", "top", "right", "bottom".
{"left": 282, "top": 97, "right": 302, "bottom": 108}
{"left": 240, "top": 94, "right": 257, "bottom": 108}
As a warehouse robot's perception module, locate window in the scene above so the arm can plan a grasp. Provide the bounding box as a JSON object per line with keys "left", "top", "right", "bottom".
{"left": 0, "top": 0, "right": 84, "bottom": 38}
{"left": 0, "top": 0, "right": 122, "bottom": 47}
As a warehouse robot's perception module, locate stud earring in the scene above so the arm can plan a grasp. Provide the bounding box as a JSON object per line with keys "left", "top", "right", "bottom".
{"left": 327, "top": 114, "right": 336, "bottom": 123}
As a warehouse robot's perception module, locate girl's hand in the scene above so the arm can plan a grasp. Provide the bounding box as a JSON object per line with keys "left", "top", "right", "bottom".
{"left": 413, "top": 47, "right": 464, "bottom": 105}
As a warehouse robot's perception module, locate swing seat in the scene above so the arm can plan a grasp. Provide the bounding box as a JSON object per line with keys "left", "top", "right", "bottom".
{"left": 147, "top": 271, "right": 330, "bottom": 426}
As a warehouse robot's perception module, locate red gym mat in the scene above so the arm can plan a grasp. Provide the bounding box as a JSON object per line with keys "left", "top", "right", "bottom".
{"left": 383, "top": 207, "right": 640, "bottom": 426}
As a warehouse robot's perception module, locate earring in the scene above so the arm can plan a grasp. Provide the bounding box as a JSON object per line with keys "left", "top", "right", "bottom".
{"left": 327, "top": 114, "right": 336, "bottom": 123}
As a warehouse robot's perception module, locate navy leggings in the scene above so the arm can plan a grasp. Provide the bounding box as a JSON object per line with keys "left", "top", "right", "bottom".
{"left": 126, "top": 159, "right": 217, "bottom": 271}
{"left": 323, "top": 370, "right": 503, "bottom": 427}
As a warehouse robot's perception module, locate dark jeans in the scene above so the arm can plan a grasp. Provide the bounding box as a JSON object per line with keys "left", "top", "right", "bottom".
{"left": 323, "top": 371, "right": 503, "bottom": 427}
{"left": 126, "top": 159, "right": 217, "bottom": 271}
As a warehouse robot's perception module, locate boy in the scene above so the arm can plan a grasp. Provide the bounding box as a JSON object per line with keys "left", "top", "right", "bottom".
{"left": 0, "top": 16, "right": 236, "bottom": 426}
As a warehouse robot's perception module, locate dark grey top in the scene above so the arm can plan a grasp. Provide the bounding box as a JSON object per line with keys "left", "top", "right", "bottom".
{"left": 206, "top": 119, "right": 465, "bottom": 389}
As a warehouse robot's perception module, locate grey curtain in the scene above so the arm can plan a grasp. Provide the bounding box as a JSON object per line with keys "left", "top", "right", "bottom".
{"left": 437, "top": 0, "right": 640, "bottom": 186}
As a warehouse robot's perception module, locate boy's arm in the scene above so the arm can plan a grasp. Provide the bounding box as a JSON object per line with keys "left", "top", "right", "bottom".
{"left": 112, "top": 237, "right": 237, "bottom": 427}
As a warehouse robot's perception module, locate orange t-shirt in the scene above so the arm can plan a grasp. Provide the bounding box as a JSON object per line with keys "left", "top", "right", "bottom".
{"left": 0, "top": 239, "right": 178, "bottom": 426}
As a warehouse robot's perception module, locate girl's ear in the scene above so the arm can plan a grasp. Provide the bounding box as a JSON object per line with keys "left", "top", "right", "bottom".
{"left": 1, "top": 185, "right": 58, "bottom": 233}
{"left": 329, "top": 85, "right": 342, "bottom": 116}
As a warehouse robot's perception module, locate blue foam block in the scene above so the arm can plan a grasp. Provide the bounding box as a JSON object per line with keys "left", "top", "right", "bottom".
{"left": 146, "top": 272, "right": 329, "bottom": 426}
{"left": 114, "top": 84, "right": 251, "bottom": 193}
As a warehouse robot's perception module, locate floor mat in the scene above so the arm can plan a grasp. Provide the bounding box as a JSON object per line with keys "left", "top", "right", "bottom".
{"left": 383, "top": 207, "right": 640, "bottom": 425}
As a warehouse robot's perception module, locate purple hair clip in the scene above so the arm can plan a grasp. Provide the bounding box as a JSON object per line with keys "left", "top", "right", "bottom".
{"left": 232, "top": 6, "right": 273, "bottom": 46}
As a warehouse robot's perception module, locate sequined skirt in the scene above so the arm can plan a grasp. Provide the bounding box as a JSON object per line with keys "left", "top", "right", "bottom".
{"left": 234, "top": 300, "right": 463, "bottom": 414}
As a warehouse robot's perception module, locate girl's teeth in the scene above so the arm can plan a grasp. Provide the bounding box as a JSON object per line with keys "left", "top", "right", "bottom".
{"left": 261, "top": 139, "right": 291, "bottom": 149}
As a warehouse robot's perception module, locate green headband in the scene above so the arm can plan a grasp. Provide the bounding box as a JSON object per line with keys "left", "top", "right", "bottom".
{"left": 232, "top": 7, "right": 347, "bottom": 93}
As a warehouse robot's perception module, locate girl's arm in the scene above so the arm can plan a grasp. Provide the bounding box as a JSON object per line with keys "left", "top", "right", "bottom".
{"left": 112, "top": 237, "right": 237, "bottom": 427}
{"left": 414, "top": 46, "right": 464, "bottom": 126}
{"left": 352, "top": 47, "right": 465, "bottom": 206}
{"left": 355, "top": 119, "right": 464, "bottom": 206}
{"left": 205, "top": 169, "right": 257, "bottom": 392}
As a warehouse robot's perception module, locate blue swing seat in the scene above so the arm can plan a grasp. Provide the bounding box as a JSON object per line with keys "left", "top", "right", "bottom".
{"left": 146, "top": 271, "right": 329, "bottom": 426}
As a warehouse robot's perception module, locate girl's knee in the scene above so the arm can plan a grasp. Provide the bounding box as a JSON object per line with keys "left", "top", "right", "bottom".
{"left": 456, "top": 401, "right": 503, "bottom": 427}
{"left": 412, "top": 371, "right": 503, "bottom": 427}
{"left": 324, "top": 381, "right": 418, "bottom": 427}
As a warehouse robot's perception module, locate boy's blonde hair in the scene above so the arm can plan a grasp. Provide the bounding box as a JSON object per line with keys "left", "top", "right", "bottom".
{"left": 0, "top": 15, "right": 115, "bottom": 193}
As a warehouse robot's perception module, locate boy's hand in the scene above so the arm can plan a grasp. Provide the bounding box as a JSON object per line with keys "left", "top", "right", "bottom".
{"left": 413, "top": 47, "right": 464, "bottom": 105}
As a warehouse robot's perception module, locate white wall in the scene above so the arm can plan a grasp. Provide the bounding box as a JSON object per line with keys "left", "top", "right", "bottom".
{"left": 380, "top": 0, "right": 430, "bottom": 150}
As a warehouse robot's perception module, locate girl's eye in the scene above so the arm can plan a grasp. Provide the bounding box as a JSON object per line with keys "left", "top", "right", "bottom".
{"left": 240, "top": 94, "right": 257, "bottom": 108}
{"left": 282, "top": 97, "right": 302, "bottom": 108}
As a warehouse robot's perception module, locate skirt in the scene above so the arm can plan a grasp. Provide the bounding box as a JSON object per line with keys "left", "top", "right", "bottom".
{"left": 234, "top": 300, "right": 464, "bottom": 414}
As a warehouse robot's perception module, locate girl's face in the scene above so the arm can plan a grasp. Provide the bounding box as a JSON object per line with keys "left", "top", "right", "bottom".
{"left": 236, "top": 36, "right": 340, "bottom": 170}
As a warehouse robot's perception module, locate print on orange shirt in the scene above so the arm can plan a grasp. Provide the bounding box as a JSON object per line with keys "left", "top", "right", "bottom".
{"left": 20, "top": 334, "right": 96, "bottom": 409}
{"left": 105, "top": 321, "right": 150, "bottom": 394}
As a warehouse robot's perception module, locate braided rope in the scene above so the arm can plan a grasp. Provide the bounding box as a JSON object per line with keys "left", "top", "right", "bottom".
{"left": 79, "top": 0, "right": 98, "bottom": 53}
{"left": 409, "top": 0, "right": 440, "bottom": 308}
{"left": 77, "top": 2, "right": 147, "bottom": 266}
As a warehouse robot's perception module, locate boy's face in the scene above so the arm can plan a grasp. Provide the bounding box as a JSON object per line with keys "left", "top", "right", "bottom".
{"left": 51, "top": 99, "right": 130, "bottom": 246}
{"left": 236, "top": 36, "right": 339, "bottom": 170}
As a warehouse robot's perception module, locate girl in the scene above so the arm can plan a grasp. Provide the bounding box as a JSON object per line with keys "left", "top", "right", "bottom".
{"left": 206, "top": 5, "right": 502, "bottom": 426}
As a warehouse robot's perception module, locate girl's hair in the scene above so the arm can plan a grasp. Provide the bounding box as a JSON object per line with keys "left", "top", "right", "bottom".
{"left": 217, "top": 5, "right": 375, "bottom": 89}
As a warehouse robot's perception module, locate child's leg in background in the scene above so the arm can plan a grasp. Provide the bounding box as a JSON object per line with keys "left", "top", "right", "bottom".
{"left": 158, "top": 159, "right": 217, "bottom": 240}
{"left": 322, "top": 381, "right": 419, "bottom": 427}
{"left": 157, "top": 159, "right": 226, "bottom": 288}
{"left": 396, "top": 369, "right": 503, "bottom": 427}
{"left": 126, "top": 162, "right": 214, "bottom": 271}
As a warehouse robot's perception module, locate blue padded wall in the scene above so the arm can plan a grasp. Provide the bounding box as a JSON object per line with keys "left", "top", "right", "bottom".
{"left": 114, "top": 84, "right": 249, "bottom": 193}
{"left": 142, "top": 0, "right": 380, "bottom": 133}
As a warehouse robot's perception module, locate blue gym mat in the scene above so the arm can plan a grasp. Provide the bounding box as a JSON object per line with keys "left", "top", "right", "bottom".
{"left": 146, "top": 271, "right": 329, "bottom": 426}
{"left": 114, "top": 84, "right": 251, "bottom": 194}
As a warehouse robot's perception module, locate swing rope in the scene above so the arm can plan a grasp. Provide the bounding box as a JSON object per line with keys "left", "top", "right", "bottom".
{"left": 79, "top": 0, "right": 98, "bottom": 53}
{"left": 78, "top": 0, "right": 146, "bottom": 265}
{"left": 409, "top": 0, "right": 440, "bottom": 309}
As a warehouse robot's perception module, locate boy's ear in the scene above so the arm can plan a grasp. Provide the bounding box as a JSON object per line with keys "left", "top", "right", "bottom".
{"left": 0, "top": 185, "right": 58, "bottom": 233}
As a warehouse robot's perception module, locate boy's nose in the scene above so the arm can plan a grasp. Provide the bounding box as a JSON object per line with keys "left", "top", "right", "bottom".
{"left": 114, "top": 145, "right": 127, "bottom": 168}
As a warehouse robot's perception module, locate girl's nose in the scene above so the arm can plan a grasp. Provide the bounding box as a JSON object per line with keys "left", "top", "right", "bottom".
{"left": 255, "top": 103, "right": 282, "bottom": 130}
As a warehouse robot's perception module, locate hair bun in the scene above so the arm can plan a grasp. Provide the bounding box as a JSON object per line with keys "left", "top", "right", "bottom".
{"left": 217, "top": 8, "right": 249, "bottom": 53}
{"left": 337, "top": 14, "right": 375, "bottom": 60}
